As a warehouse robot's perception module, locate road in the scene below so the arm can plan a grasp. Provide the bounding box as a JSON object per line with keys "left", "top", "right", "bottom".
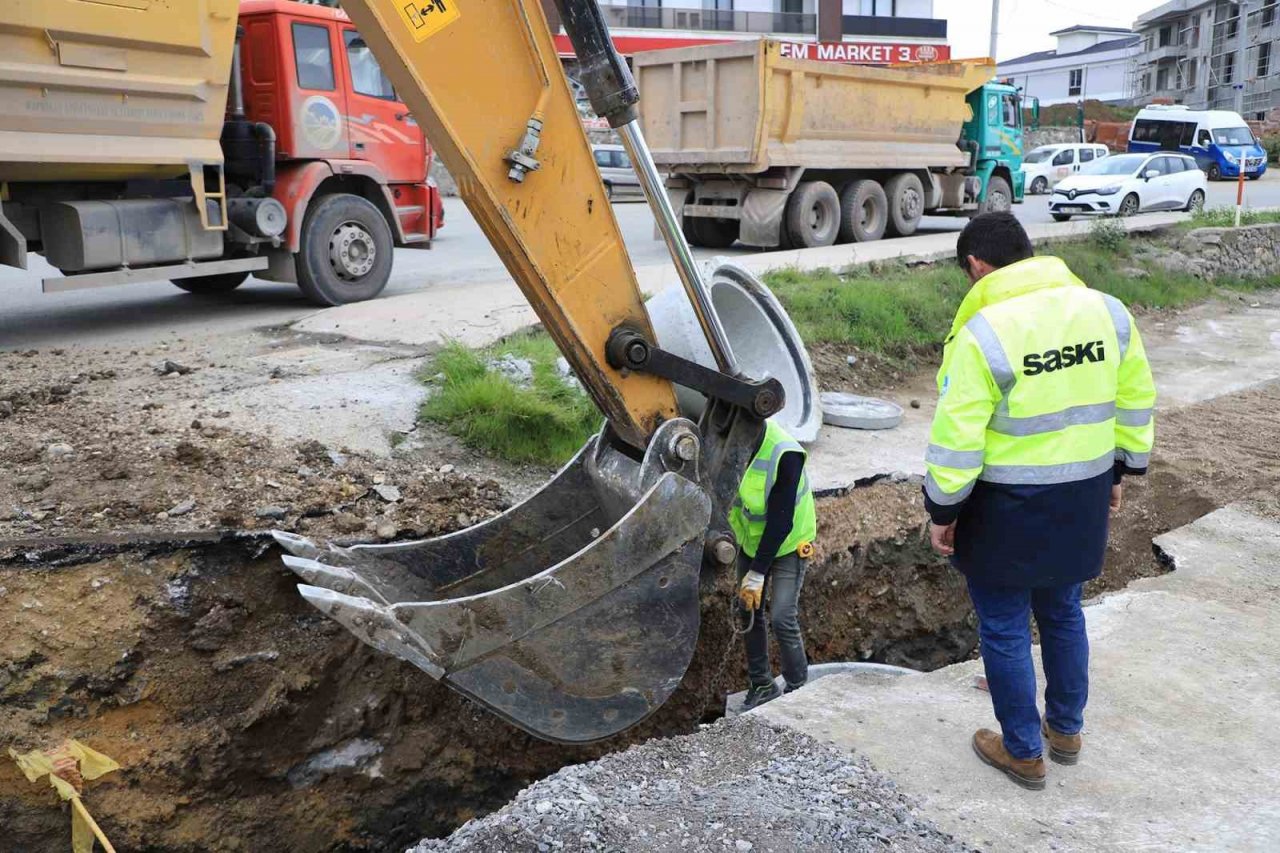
{"left": 1, "top": 174, "right": 1277, "bottom": 350}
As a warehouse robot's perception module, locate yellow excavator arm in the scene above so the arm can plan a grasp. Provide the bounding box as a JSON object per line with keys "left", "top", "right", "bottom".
{"left": 276, "top": 0, "right": 789, "bottom": 743}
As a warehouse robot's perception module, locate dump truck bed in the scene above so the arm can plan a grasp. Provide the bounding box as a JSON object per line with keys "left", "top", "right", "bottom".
{"left": 633, "top": 40, "right": 995, "bottom": 174}
{"left": 0, "top": 0, "right": 238, "bottom": 182}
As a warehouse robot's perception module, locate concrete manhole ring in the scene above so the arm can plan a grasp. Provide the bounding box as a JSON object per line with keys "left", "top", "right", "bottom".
{"left": 820, "top": 392, "right": 904, "bottom": 430}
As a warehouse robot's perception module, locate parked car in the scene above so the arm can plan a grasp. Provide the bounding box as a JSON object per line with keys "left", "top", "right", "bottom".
{"left": 1128, "top": 105, "right": 1268, "bottom": 181}
{"left": 1021, "top": 143, "right": 1110, "bottom": 194}
{"left": 591, "top": 144, "right": 642, "bottom": 200}
{"left": 1049, "top": 152, "right": 1206, "bottom": 220}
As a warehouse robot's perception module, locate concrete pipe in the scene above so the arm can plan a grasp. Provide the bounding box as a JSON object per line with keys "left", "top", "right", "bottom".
{"left": 645, "top": 258, "right": 822, "bottom": 443}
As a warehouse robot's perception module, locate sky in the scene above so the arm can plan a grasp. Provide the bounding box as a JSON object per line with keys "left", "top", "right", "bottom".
{"left": 937, "top": 0, "right": 1156, "bottom": 61}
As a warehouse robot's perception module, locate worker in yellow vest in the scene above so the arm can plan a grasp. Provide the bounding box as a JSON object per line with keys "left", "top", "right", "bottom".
{"left": 926, "top": 213, "right": 1156, "bottom": 790}
{"left": 729, "top": 419, "right": 818, "bottom": 710}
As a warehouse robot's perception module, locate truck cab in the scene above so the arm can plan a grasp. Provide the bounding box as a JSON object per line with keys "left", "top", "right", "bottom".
{"left": 233, "top": 0, "right": 444, "bottom": 303}
{"left": 962, "top": 81, "right": 1028, "bottom": 211}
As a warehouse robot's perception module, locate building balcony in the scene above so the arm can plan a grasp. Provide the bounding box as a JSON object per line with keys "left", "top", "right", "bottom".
{"left": 1141, "top": 43, "right": 1190, "bottom": 64}
{"left": 599, "top": 6, "right": 815, "bottom": 36}
{"left": 841, "top": 15, "right": 947, "bottom": 39}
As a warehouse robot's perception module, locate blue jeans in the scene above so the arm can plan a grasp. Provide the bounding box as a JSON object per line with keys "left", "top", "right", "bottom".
{"left": 966, "top": 580, "right": 1089, "bottom": 760}
{"left": 738, "top": 553, "right": 808, "bottom": 690}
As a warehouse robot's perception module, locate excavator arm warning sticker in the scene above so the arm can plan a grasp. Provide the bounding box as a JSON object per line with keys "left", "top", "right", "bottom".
{"left": 399, "top": 1, "right": 460, "bottom": 42}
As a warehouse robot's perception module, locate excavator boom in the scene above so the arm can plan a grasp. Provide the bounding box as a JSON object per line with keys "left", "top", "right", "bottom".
{"left": 277, "top": 0, "right": 800, "bottom": 742}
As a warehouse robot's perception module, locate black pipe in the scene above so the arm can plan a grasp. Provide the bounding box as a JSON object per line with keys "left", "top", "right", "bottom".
{"left": 231, "top": 25, "right": 246, "bottom": 120}
{"left": 253, "top": 122, "right": 276, "bottom": 195}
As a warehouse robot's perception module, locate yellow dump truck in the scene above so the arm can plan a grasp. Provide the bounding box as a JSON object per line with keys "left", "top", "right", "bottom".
{"left": 0, "top": 0, "right": 442, "bottom": 304}
{"left": 633, "top": 40, "right": 1029, "bottom": 249}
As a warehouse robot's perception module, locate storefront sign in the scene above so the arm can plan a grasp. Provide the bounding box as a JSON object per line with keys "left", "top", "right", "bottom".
{"left": 777, "top": 41, "right": 950, "bottom": 64}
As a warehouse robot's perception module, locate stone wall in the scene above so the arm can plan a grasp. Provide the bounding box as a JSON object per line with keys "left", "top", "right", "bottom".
{"left": 1153, "top": 223, "right": 1280, "bottom": 280}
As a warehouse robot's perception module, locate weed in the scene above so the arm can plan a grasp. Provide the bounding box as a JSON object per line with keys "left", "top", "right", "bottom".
{"left": 1190, "top": 206, "right": 1280, "bottom": 228}
{"left": 419, "top": 332, "right": 600, "bottom": 465}
{"left": 1088, "top": 218, "right": 1129, "bottom": 254}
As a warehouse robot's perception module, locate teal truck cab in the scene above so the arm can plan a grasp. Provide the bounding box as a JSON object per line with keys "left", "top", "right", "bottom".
{"left": 962, "top": 81, "right": 1033, "bottom": 212}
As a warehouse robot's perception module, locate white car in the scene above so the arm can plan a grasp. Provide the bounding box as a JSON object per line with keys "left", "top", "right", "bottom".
{"left": 1021, "top": 144, "right": 1110, "bottom": 195}
{"left": 1049, "top": 152, "right": 1207, "bottom": 221}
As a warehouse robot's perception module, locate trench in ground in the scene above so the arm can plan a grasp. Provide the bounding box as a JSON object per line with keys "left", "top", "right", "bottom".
{"left": 1, "top": 447, "right": 1216, "bottom": 853}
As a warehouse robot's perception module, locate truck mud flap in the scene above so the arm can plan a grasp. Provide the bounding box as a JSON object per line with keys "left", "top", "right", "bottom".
{"left": 275, "top": 421, "right": 713, "bottom": 743}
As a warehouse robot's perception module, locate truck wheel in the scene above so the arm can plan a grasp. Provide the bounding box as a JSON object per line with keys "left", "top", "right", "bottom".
{"left": 785, "top": 181, "right": 841, "bottom": 249}
{"left": 837, "top": 180, "right": 888, "bottom": 244}
{"left": 171, "top": 271, "right": 250, "bottom": 295}
{"left": 884, "top": 173, "right": 925, "bottom": 238}
{"left": 980, "top": 176, "right": 1013, "bottom": 213}
{"left": 296, "top": 193, "right": 394, "bottom": 306}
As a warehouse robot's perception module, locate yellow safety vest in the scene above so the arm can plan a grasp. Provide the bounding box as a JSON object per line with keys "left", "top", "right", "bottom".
{"left": 926, "top": 256, "right": 1156, "bottom": 507}
{"left": 729, "top": 420, "right": 818, "bottom": 558}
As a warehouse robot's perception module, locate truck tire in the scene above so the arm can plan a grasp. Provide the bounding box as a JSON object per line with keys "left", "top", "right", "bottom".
{"left": 295, "top": 193, "right": 394, "bottom": 306}
{"left": 883, "top": 173, "right": 925, "bottom": 238}
{"left": 837, "top": 180, "right": 888, "bottom": 244}
{"left": 785, "top": 181, "right": 841, "bottom": 249}
{"left": 980, "top": 176, "right": 1013, "bottom": 213}
{"left": 171, "top": 271, "right": 250, "bottom": 295}
{"left": 688, "top": 216, "right": 739, "bottom": 249}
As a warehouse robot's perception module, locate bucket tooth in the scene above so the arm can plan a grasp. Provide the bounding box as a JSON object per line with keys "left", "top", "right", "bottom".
{"left": 278, "top": 421, "right": 714, "bottom": 743}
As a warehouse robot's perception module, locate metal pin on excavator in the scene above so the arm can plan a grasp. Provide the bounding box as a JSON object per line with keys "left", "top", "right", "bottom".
{"left": 275, "top": 0, "right": 788, "bottom": 743}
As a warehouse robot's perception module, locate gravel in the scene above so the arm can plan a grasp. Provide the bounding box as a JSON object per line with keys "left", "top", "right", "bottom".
{"left": 409, "top": 716, "right": 973, "bottom": 853}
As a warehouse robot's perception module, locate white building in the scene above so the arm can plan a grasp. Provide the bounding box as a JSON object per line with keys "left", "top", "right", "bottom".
{"left": 998, "top": 25, "right": 1142, "bottom": 106}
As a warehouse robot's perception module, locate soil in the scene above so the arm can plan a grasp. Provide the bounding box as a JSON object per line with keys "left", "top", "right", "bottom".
{"left": 3, "top": 306, "right": 1279, "bottom": 851}
{"left": 807, "top": 341, "right": 937, "bottom": 395}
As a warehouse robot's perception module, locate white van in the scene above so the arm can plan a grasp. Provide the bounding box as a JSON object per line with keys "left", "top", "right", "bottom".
{"left": 1021, "top": 144, "right": 1111, "bottom": 194}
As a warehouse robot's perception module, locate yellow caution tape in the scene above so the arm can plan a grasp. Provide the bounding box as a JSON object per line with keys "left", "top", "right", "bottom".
{"left": 10, "top": 740, "right": 120, "bottom": 853}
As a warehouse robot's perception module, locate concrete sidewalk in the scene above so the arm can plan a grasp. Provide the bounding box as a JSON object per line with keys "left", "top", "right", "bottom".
{"left": 756, "top": 504, "right": 1280, "bottom": 852}
{"left": 291, "top": 214, "right": 1188, "bottom": 349}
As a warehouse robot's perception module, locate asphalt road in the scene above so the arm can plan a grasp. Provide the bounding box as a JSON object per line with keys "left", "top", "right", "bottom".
{"left": 2, "top": 174, "right": 1277, "bottom": 350}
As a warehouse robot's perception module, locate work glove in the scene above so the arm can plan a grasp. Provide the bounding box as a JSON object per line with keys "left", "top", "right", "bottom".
{"left": 737, "top": 570, "right": 765, "bottom": 612}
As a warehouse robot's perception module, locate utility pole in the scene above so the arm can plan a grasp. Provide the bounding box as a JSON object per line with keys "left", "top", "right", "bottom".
{"left": 989, "top": 0, "right": 1001, "bottom": 60}
{"left": 1235, "top": 0, "right": 1250, "bottom": 114}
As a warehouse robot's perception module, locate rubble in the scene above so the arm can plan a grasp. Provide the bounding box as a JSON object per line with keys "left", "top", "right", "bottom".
{"left": 411, "top": 716, "right": 974, "bottom": 853}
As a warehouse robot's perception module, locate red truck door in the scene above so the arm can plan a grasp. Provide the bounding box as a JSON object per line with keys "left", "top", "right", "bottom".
{"left": 287, "top": 17, "right": 351, "bottom": 160}
{"left": 339, "top": 28, "right": 427, "bottom": 184}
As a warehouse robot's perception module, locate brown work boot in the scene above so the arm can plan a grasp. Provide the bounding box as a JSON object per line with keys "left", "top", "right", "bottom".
{"left": 1042, "top": 719, "right": 1082, "bottom": 766}
{"left": 971, "top": 729, "right": 1046, "bottom": 790}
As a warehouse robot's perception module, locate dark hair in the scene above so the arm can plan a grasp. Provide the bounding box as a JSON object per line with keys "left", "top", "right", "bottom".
{"left": 956, "top": 212, "right": 1033, "bottom": 274}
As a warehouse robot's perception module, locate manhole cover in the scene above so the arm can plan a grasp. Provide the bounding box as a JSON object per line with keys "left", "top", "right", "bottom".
{"left": 820, "top": 392, "right": 904, "bottom": 430}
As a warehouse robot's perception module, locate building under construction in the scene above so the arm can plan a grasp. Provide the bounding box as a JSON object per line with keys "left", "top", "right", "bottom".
{"left": 1132, "top": 0, "right": 1280, "bottom": 117}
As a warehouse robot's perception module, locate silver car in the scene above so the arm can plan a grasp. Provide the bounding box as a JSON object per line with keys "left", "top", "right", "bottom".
{"left": 591, "top": 144, "right": 642, "bottom": 201}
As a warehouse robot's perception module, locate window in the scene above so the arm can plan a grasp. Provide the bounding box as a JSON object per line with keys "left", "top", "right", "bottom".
{"left": 594, "top": 149, "right": 613, "bottom": 168}
{"left": 1185, "top": 58, "right": 1197, "bottom": 88}
{"left": 1264, "top": 0, "right": 1277, "bottom": 29}
{"left": 1052, "top": 149, "right": 1075, "bottom": 166}
{"left": 1068, "top": 68, "right": 1083, "bottom": 97}
{"left": 1259, "top": 42, "right": 1273, "bottom": 78}
{"left": 1179, "top": 121, "right": 1198, "bottom": 147}
{"left": 1140, "top": 72, "right": 1152, "bottom": 93}
{"left": 1079, "top": 148, "right": 1095, "bottom": 163}
{"left": 1226, "top": 16, "right": 1238, "bottom": 39}
{"left": 293, "top": 23, "right": 335, "bottom": 91}
{"left": 1002, "top": 94, "right": 1019, "bottom": 128}
{"left": 1198, "top": 128, "right": 1212, "bottom": 147}
{"left": 1223, "top": 52, "right": 1236, "bottom": 84}
{"left": 1213, "top": 125, "right": 1256, "bottom": 145}
{"left": 1156, "top": 66, "right": 1170, "bottom": 91}
{"left": 1160, "top": 155, "right": 1185, "bottom": 174}
{"left": 859, "top": 0, "right": 896, "bottom": 14}
{"left": 344, "top": 31, "right": 396, "bottom": 100}
{"left": 1159, "top": 25, "right": 1173, "bottom": 47}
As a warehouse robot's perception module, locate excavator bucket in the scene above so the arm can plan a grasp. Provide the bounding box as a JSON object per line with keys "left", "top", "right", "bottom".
{"left": 275, "top": 420, "right": 714, "bottom": 743}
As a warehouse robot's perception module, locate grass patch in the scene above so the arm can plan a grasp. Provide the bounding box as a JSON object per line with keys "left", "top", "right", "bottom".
{"left": 1190, "top": 206, "right": 1280, "bottom": 228}
{"left": 419, "top": 331, "right": 600, "bottom": 465}
{"left": 763, "top": 235, "right": 1276, "bottom": 361}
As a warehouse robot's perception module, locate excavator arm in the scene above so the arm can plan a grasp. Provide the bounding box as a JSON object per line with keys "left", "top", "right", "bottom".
{"left": 275, "top": 0, "right": 787, "bottom": 743}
